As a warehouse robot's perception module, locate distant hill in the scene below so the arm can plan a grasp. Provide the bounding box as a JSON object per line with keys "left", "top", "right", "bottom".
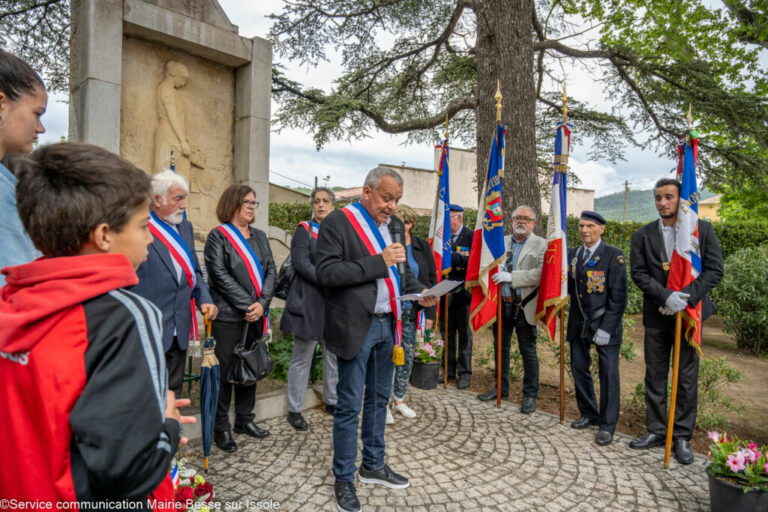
{"left": 595, "top": 187, "right": 716, "bottom": 222}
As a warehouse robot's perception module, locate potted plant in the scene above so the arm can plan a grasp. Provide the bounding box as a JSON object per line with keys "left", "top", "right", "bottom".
{"left": 410, "top": 332, "right": 443, "bottom": 390}
{"left": 706, "top": 431, "right": 768, "bottom": 512}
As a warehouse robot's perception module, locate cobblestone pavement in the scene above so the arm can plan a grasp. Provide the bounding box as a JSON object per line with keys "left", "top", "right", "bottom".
{"left": 180, "top": 387, "right": 709, "bottom": 511}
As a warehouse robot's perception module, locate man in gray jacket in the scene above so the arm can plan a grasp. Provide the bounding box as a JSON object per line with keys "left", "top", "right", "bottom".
{"left": 478, "top": 206, "right": 547, "bottom": 413}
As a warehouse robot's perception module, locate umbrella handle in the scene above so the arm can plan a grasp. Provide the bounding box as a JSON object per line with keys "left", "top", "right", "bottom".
{"left": 204, "top": 310, "right": 212, "bottom": 339}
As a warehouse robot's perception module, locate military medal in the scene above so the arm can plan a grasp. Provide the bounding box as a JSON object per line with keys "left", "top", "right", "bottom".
{"left": 662, "top": 261, "right": 670, "bottom": 271}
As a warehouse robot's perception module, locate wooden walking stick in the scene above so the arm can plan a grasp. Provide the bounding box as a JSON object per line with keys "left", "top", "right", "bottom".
{"left": 664, "top": 312, "right": 683, "bottom": 468}
{"left": 559, "top": 307, "right": 565, "bottom": 424}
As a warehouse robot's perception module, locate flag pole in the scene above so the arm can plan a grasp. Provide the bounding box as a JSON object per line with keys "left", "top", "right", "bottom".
{"left": 441, "top": 114, "right": 450, "bottom": 390}
{"left": 664, "top": 312, "right": 683, "bottom": 468}
{"left": 494, "top": 80, "right": 504, "bottom": 409}
{"left": 559, "top": 84, "right": 568, "bottom": 424}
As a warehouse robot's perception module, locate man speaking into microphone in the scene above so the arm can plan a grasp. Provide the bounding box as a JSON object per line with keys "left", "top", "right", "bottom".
{"left": 317, "top": 167, "right": 438, "bottom": 512}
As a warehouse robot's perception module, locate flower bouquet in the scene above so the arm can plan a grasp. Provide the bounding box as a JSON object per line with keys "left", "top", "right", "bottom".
{"left": 172, "top": 459, "right": 215, "bottom": 511}
{"left": 706, "top": 432, "right": 768, "bottom": 512}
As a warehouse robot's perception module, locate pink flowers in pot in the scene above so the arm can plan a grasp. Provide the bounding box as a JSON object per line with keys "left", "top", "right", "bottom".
{"left": 707, "top": 432, "right": 768, "bottom": 491}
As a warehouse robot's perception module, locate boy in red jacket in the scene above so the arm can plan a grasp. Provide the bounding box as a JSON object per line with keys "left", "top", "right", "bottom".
{"left": 0, "top": 143, "right": 191, "bottom": 509}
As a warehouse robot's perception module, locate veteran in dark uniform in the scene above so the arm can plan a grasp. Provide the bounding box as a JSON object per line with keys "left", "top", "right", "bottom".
{"left": 567, "top": 211, "right": 628, "bottom": 446}
{"left": 439, "top": 204, "right": 474, "bottom": 389}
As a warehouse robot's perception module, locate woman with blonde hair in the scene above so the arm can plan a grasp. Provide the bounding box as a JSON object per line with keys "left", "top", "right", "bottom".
{"left": 387, "top": 204, "right": 437, "bottom": 423}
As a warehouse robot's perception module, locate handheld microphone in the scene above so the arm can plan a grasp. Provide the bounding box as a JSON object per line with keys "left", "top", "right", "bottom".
{"left": 390, "top": 221, "right": 406, "bottom": 294}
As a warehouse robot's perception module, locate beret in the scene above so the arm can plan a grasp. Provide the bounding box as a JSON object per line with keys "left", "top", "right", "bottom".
{"left": 580, "top": 210, "right": 606, "bottom": 225}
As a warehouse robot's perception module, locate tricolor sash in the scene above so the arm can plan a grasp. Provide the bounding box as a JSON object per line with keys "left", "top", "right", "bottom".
{"left": 216, "top": 223, "right": 269, "bottom": 334}
{"left": 342, "top": 203, "right": 403, "bottom": 348}
{"left": 149, "top": 211, "right": 199, "bottom": 341}
{"left": 299, "top": 220, "right": 320, "bottom": 239}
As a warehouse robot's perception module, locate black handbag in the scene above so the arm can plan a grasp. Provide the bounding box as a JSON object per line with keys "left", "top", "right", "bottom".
{"left": 227, "top": 323, "right": 274, "bottom": 386}
{"left": 273, "top": 254, "right": 295, "bottom": 300}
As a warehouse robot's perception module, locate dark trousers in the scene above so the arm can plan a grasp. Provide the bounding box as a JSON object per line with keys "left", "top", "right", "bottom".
{"left": 439, "top": 292, "right": 473, "bottom": 377}
{"left": 570, "top": 337, "right": 620, "bottom": 434}
{"left": 644, "top": 325, "right": 699, "bottom": 440}
{"left": 333, "top": 315, "right": 394, "bottom": 482}
{"left": 491, "top": 303, "right": 538, "bottom": 397}
{"left": 165, "top": 337, "right": 186, "bottom": 398}
{"left": 213, "top": 319, "right": 263, "bottom": 432}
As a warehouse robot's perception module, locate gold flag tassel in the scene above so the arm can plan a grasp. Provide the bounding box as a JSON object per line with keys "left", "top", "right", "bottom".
{"left": 392, "top": 320, "right": 405, "bottom": 365}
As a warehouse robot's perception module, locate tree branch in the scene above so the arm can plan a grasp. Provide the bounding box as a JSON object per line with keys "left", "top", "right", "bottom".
{"left": 0, "top": 0, "right": 62, "bottom": 22}
{"left": 533, "top": 39, "right": 611, "bottom": 58}
{"left": 273, "top": 74, "right": 475, "bottom": 133}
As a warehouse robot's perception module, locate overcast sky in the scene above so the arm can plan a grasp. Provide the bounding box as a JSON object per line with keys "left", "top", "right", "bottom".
{"left": 37, "top": 1, "right": 738, "bottom": 197}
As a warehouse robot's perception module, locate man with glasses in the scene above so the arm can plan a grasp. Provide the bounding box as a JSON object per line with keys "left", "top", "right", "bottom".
{"left": 479, "top": 206, "right": 546, "bottom": 412}
{"left": 440, "top": 204, "right": 475, "bottom": 389}
{"left": 567, "top": 211, "right": 628, "bottom": 446}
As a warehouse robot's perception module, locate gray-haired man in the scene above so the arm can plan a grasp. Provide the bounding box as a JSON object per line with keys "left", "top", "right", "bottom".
{"left": 478, "top": 206, "right": 546, "bottom": 413}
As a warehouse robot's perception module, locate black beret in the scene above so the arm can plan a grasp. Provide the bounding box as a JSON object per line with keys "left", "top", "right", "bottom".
{"left": 580, "top": 210, "right": 606, "bottom": 225}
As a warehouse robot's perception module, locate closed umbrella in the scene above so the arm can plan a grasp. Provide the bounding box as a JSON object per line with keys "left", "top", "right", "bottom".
{"left": 200, "top": 312, "right": 220, "bottom": 473}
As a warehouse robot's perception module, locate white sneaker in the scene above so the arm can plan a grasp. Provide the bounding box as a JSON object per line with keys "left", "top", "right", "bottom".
{"left": 385, "top": 406, "right": 395, "bottom": 424}
{"left": 393, "top": 402, "right": 416, "bottom": 419}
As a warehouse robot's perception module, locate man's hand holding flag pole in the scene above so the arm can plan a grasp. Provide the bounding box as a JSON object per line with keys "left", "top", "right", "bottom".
{"left": 664, "top": 105, "right": 702, "bottom": 469}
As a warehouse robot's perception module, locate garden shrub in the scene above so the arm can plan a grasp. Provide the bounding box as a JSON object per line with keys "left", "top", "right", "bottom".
{"left": 711, "top": 245, "right": 768, "bottom": 354}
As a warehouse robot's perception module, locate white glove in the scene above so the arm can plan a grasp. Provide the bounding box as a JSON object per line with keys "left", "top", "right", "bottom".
{"left": 593, "top": 329, "right": 611, "bottom": 346}
{"left": 665, "top": 291, "right": 691, "bottom": 312}
{"left": 658, "top": 305, "right": 676, "bottom": 316}
{"left": 492, "top": 271, "right": 512, "bottom": 284}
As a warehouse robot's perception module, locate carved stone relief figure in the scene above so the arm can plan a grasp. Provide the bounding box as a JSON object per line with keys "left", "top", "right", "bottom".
{"left": 153, "top": 60, "right": 219, "bottom": 225}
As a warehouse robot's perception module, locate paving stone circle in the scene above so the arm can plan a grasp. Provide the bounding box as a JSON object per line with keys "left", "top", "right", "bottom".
{"left": 180, "top": 387, "right": 709, "bottom": 511}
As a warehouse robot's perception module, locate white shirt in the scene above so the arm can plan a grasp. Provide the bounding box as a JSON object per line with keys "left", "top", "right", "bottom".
{"left": 373, "top": 217, "right": 394, "bottom": 314}
{"left": 659, "top": 219, "right": 675, "bottom": 261}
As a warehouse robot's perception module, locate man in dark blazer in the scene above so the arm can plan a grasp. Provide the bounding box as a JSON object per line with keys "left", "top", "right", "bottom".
{"left": 132, "top": 171, "right": 216, "bottom": 398}
{"left": 629, "top": 178, "right": 723, "bottom": 464}
{"left": 316, "top": 167, "right": 438, "bottom": 512}
{"left": 440, "top": 204, "right": 474, "bottom": 389}
{"left": 567, "top": 211, "right": 628, "bottom": 446}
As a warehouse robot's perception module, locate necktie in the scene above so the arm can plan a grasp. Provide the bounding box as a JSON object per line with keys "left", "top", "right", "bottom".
{"left": 583, "top": 248, "right": 591, "bottom": 264}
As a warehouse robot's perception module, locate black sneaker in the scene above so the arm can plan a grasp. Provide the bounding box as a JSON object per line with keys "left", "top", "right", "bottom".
{"left": 358, "top": 463, "right": 410, "bottom": 489}
{"left": 333, "top": 481, "right": 361, "bottom": 512}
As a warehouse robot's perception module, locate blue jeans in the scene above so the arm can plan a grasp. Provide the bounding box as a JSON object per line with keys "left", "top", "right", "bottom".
{"left": 392, "top": 310, "right": 417, "bottom": 401}
{"left": 332, "top": 315, "right": 394, "bottom": 482}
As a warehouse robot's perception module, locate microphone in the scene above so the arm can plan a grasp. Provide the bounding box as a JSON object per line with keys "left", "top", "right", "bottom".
{"left": 390, "top": 221, "right": 406, "bottom": 294}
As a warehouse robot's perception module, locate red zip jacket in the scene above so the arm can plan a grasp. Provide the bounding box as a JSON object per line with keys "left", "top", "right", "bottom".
{"left": 0, "top": 254, "right": 178, "bottom": 510}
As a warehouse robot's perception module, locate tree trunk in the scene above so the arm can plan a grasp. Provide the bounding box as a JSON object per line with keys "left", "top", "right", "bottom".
{"left": 474, "top": 0, "right": 539, "bottom": 232}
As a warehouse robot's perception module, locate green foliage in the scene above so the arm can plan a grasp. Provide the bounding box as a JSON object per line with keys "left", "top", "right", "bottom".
{"left": 268, "top": 202, "right": 313, "bottom": 233}
{"left": 625, "top": 357, "right": 744, "bottom": 431}
{"left": 712, "top": 221, "right": 768, "bottom": 259}
{"left": 268, "top": 308, "right": 323, "bottom": 381}
{"left": 718, "top": 186, "right": 768, "bottom": 223}
{"left": 697, "top": 357, "right": 745, "bottom": 430}
{"left": 712, "top": 246, "right": 768, "bottom": 354}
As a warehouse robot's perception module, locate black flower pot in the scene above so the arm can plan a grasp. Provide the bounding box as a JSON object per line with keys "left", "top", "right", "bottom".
{"left": 708, "top": 471, "right": 768, "bottom": 512}
{"left": 410, "top": 361, "right": 439, "bottom": 390}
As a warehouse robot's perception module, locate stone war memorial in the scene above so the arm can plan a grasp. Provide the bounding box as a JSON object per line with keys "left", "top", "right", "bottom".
{"left": 69, "top": 0, "right": 271, "bottom": 236}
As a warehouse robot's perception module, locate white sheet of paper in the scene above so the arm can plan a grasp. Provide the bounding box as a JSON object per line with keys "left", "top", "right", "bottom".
{"left": 398, "top": 280, "right": 463, "bottom": 301}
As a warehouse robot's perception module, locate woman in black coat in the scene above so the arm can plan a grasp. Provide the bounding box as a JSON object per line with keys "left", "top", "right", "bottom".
{"left": 280, "top": 187, "right": 338, "bottom": 431}
{"left": 387, "top": 204, "right": 437, "bottom": 423}
{"left": 204, "top": 184, "right": 276, "bottom": 453}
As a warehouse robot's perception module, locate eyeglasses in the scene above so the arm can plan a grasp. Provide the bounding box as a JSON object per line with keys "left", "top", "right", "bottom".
{"left": 512, "top": 216, "right": 534, "bottom": 222}
{"left": 242, "top": 200, "right": 259, "bottom": 208}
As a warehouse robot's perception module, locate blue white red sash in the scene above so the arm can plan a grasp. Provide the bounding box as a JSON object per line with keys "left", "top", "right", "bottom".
{"left": 342, "top": 202, "right": 403, "bottom": 346}
{"left": 216, "top": 223, "right": 269, "bottom": 334}
{"left": 149, "top": 211, "right": 199, "bottom": 341}
{"left": 299, "top": 220, "right": 319, "bottom": 239}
